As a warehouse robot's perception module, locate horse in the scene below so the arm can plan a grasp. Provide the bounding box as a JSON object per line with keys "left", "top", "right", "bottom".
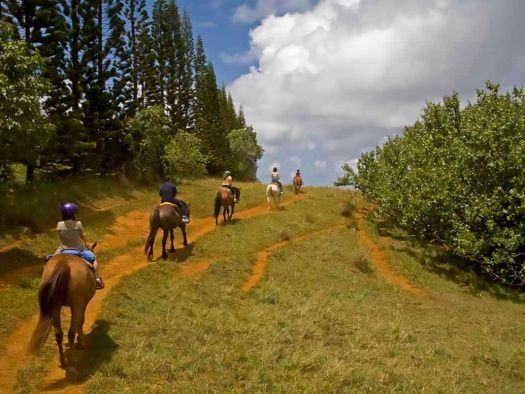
{"left": 144, "top": 203, "right": 189, "bottom": 260}
{"left": 28, "top": 245, "right": 98, "bottom": 369}
{"left": 214, "top": 187, "right": 235, "bottom": 225}
{"left": 266, "top": 183, "right": 281, "bottom": 210}
{"left": 293, "top": 175, "right": 303, "bottom": 194}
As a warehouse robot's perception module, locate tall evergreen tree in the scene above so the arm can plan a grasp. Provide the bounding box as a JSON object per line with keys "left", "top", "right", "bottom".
{"left": 151, "top": 0, "right": 168, "bottom": 107}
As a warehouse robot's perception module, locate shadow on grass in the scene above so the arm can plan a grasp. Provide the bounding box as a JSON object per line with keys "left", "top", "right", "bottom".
{"left": 381, "top": 228, "right": 525, "bottom": 304}
{"left": 363, "top": 210, "right": 525, "bottom": 303}
{"left": 168, "top": 242, "right": 196, "bottom": 263}
{"left": 0, "top": 247, "right": 43, "bottom": 280}
{"left": 40, "top": 319, "right": 118, "bottom": 390}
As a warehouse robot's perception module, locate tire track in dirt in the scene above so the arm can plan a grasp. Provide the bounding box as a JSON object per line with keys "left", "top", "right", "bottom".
{"left": 354, "top": 207, "right": 424, "bottom": 296}
{"left": 241, "top": 224, "right": 348, "bottom": 293}
{"left": 0, "top": 194, "right": 305, "bottom": 393}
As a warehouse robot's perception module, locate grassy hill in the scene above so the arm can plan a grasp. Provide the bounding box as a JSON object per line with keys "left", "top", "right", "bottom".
{"left": 0, "top": 179, "right": 523, "bottom": 392}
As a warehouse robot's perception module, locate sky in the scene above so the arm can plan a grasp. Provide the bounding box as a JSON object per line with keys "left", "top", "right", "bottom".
{"left": 150, "top": 0, "right": 525, "bottom": 186}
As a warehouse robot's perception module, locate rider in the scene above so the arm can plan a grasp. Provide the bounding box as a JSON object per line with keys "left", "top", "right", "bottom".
{"left": 160, "top": 176, "right": 190, "bottom": 223}
{"left": 222, "top": 171, "right": 240, "bottom": 203}
{"left": 271, "top": 167, "right": 284, "bottom": 194}
{"left": 295, "top": 169, "right": 302, "bottom": 179}
{"left": 56, "top": 202, "right": 104, "bottom": 289}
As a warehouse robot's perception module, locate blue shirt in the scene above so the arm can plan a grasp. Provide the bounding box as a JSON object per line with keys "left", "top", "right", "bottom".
{"left": 160, "top": 182, "right": 177, "bottom": 203}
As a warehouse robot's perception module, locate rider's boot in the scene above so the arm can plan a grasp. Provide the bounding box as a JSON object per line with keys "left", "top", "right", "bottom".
{"left": 182, "top": 215, "right": 190, "bottom": 223}
{"left": 96, "top": 277, "right": 105, "bottom": 290}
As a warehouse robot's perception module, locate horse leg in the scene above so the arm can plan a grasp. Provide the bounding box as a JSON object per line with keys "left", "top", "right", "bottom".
{"left": 181, "top": 224, "right": 188, "bottom": 247}
{"left": 146, "top": 227, "right": 158, "bottom": 261}
{"left": 53, "top": 312, "right": 67, "bottom": 368}
{"left": 169, "top": 228, "right": 175, "bottom": 252}
{"left": 267, "top": 193, "right": 271, "bottom": 210}
{"left": 70, "top": 306, "right": 85, "bottom": 349}
{"left": 161, "top": 229, "right": 169, "bottom": 259}
{"left": 223, "top": 207, "right": 227, "bottom": 223}
{"left": 229, "top": 203, "right": 235, "bottom": 220}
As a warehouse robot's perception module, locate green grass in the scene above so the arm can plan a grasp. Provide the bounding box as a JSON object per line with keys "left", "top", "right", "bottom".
{"left": 5, "top": 185, "right": 525, "bottom": 393}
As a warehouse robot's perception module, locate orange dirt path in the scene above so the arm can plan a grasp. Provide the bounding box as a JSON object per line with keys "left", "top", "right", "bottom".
{"left": 241, "top": 224, "right": 348, "bottom": 293}
{"left": 0, "top": 194, "right": 305, "bottom": 393}
{"left": 354, "top": 207, "right": 423, "bottom": 296}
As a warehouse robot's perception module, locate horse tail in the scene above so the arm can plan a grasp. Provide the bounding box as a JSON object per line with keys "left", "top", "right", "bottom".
{"left": 145, "top": 207, "right": 160, "bottom": 254}
{"left": 214, "top": 191, "right": 222, "bottom": 219}
{"left": 28, "top": 258, "right": 70, "bottom": 353}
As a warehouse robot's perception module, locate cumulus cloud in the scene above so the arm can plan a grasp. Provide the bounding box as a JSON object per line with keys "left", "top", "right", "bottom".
{"left": 228, "top": 0, "right": 525, "bottom": 184}
{"left": 232, "top": 0, "right": 316, "bottom": 24}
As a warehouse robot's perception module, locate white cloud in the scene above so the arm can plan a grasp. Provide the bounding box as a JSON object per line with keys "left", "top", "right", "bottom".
{"left": 229, "top": 0, "right": 525, "bottom": 185}
{"left": 232, "top": 0, "right": 316, "bottom": 24}
{"left": 314, "top": 160, "right": 327, "bottom": 169}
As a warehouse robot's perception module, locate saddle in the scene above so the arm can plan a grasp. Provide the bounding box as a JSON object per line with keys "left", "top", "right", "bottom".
{"left": 45, "top": 249, "right": 95, "bottom": 270}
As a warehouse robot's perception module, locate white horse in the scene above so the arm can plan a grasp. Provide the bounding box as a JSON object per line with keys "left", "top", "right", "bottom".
{"left": 266, "top": 183, "right": 280, "bottom": 209}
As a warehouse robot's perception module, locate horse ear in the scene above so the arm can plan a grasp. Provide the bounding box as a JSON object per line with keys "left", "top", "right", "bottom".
{"left": 187, "top": 203, "right": 191, "bottom": 207}
{"left": 91, "top": 241, "right": 98, "bottom": 250}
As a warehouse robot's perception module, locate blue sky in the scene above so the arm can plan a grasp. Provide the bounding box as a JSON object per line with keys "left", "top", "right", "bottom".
{"left": 146, "top": 1, "right": 525, "bottom": 186}
{"left": 146, "top": 0, "right": 253, "bottom": 85}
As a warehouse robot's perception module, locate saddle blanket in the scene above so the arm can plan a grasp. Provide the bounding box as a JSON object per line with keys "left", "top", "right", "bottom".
{"left": 45, "top": 249, "right": 95, "bottom": 269}
{"left": 160, "top": 202, "right": 178, "bottom": 207}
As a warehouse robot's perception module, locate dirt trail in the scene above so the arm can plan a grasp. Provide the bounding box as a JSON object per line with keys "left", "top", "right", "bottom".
{"left": 241, "top": 224, "right": 348, "bottom": 293}
{"left": 354, "top": 207, "right": 423, "bottom": 296}
{"left": 0, "top": 194, "right": 304, "bottom": 393}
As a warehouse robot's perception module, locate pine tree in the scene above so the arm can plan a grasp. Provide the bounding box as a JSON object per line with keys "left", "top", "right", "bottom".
{"left": 151, "top": 0, "right": 168, "bottom": 107}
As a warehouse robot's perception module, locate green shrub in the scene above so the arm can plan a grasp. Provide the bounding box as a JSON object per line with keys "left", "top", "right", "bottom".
{"left": 338, "top": 82, "right": 525, "bottom": 286}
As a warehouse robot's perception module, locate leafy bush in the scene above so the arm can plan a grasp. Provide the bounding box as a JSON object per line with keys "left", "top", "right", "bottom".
{"left": 338, "top": 82, "right": 525, "bottom": 286}
{"left": 163, "top": 131, "right": 208, "bottom": 181}
{"left": 125, "top": 106, "right": 171, "bottom": 179}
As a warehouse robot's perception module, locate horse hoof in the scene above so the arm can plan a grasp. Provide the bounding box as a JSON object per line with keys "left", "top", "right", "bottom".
{"left": 170, "top": 248, "right": 175, "bottom": 253}
{"left": 147, "top": 254, "right": 153, "bottom": 262}
{"left": 162, "top": 253, "right": 168, "bottom": 260}
{"left": 183, "top": 242, "right": 188, "bottom": 247}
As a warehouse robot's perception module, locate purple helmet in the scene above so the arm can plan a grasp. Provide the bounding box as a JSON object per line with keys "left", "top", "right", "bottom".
{"left": 61, "top": 202, "right": 78, "bottom": 219}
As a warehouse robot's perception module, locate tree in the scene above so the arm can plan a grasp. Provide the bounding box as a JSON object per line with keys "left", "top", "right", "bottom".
{"left": 163, "top": 131, "right": 207, "bottom": 180}
{"left": 228, "top": 127, "right": 263, "bottom": 180}
{"left": 126, "top": 105, "right": 171, "bottom": 179}
{"left": 0, "top": 22, "right": 54, "bottom": 183}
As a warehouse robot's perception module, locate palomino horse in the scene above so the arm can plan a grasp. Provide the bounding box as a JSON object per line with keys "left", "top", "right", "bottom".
{"left": 214, "top": 187, "right": 236, "bottom": 225}
{"left": 293, "top": 175, "right": 303, "bottom": 194}
{"left": 28, "top": 247, "right": 98, "bottom": 368}
{"left": 144, "top": 203, "right": 189, "bottom": 260}
{"left": 266, "top": 183, "right": 281, "bottom": 209}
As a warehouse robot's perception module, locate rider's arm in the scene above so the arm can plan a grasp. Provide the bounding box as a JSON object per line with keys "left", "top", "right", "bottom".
{"left": 77, "top": 221, "right": 88, "bottom": 247}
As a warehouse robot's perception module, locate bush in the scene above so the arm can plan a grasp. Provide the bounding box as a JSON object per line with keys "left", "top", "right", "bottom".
{"left": 163, "top": 131, "right": 208, "bottom": 181}
{"left": 338, "top": 82, "right": 525, "bottom": 286}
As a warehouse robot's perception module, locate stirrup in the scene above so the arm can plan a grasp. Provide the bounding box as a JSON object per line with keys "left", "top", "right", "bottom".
{"left": 96, "top": 278, "right": 105, "bottom": 290}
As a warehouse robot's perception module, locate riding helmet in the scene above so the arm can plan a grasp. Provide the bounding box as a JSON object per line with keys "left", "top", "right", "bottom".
{"left": 61, "top": 202, "right": 78, "bottom": 218}
{"left": 224, "top": 171, "right": 231, "bottom": 176}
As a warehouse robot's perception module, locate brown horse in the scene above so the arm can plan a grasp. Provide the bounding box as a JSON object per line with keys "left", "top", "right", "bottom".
{"left": 28, "top": 248, "right": 97, "bottom": 368}
{"left": 144, "top": 203, "right": 189, "bottom": 260}
{"left": 293, "top": 175, "right": 303, "bottom": 194}
{"left": 214, "top": 187, "right": 235, "bottom": 225}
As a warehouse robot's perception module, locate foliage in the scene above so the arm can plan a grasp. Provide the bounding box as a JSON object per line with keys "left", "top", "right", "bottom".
{"left": 0, "top": 22, "right": 54, "bottom": 178}
{"left": 1, "top": 1, "right": 263, "bottom": 180}
{"left": 228, "top": 126, "right": 264, "bottom": 180}
{"left": 126, "top": 106, "right": 171, "bottom": 179}
{"left": 163, "top": 131, "right": 208, "bottom": 180}
{"left": 339, "top": 82, "right": 525, "bottom": 286}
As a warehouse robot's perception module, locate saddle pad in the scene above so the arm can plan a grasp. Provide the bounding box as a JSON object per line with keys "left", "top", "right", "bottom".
{"left": 45, "top": 249, "right": 95, "bottom": 270}
{"left": 160, "top": 202, "right": 177, "bottom": 207}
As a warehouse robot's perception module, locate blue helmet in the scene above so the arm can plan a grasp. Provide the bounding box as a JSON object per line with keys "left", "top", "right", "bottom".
{"left": 61, "top": 202, "right": 78, "bottom": 219}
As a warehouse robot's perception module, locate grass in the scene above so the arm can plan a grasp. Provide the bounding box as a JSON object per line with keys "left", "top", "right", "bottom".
{"left": 4, "top": 185, "right": 525, "bottom": 392}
